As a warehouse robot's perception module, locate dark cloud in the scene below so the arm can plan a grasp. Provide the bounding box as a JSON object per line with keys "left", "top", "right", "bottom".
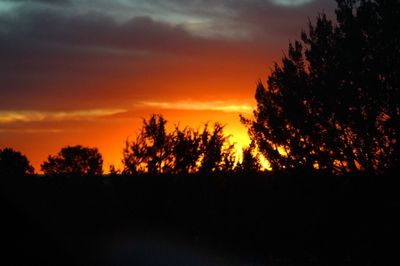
{"left": 0, "top": 0, "right": 336, "bottom": 58}
{"left": 0, "top": 0, "right": 335, "bottom": 63}
{"left": 0, "top": 8, "right": 200, "bottom": 54}
{"left": 2, "top": 0, "right": 69, "bottom": 4}
{"left": 235, "top": 0, "right": 336, "bottom": 40}
{"left": 0, "top": 7, "right": 209, "bottom": 109}
{"left": 0, "top": 0, "right": 335, "bottom": 111}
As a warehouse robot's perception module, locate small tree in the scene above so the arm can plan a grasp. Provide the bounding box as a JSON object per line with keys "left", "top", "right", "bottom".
{"left": 171, "top": 126, "right": 202, "bottom": 174}
{"left": 123, "top": 134, "right": 148, "bottom": 174}
{"left": 123, "top": 114, "right": 173, "bottom": 174}
{"left": 199, "top": 123, "right": 235, "bottom": 173}
{"left": 0, "top": 148, "right": 34, "bottom": 176}
{"left": 108, "top": 164, "right": 120, "bottom": 176}
{"left": 41, "top": 145, "right": 103, "bottom": 176}
{"left": 236, "top": 143, "right": 260, "bottom": 173}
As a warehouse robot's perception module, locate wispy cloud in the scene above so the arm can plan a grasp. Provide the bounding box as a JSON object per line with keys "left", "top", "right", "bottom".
{"left": 138, "top": 100, "right": 253, "bottom": 113}
{"left": 0, "top": 128, "right": 63, "bottom": 133}
{"left": 270, "top": 0, "right": 315, "bottom": 7}
{"left": 0, "top": 109, "right": 126, "bottom": 123}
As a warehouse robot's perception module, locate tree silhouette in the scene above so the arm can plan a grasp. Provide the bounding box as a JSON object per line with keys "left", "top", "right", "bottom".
{"left": 123, "top": 114, "right": 173, "bottom": 174}
{"left": 171, "top": 126, "right": 202, "bottom": 174}
{"left": 243, "top": 0, "right": 399, "bottom": 174}
{"left": 41, "top": 145, "right": 103, "bottom": 176}
{"left": 108, "top": 164, "right": 120, "bottom": 176}
{"left": 236, "top": 142, "right": 260, "bottom": 173}
{"left": 0, "top": 148, "right": 34, "bottom": 176}
{"left": 123, "top": 115, "right": 237, "bottom": 174}
{"left": 199, "top": 123, "right": 235, "bottom": 173}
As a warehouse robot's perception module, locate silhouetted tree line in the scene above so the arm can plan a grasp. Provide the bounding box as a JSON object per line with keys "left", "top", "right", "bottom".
{"left": 122, "top": 114, "right": 255, "bottom": 175}
{"left": 0, "top": 115, "right": 259, "bottom": 176}
{"left": 243, "top": 0, "right": 400, "bottom": 174}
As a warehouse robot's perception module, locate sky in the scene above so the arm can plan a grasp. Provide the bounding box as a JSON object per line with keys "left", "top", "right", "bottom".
{"left": 0, "top": 0, "right": 335, "bottom": 172}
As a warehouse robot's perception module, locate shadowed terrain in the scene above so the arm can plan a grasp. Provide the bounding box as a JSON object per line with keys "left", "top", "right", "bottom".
{"left": 2, "top": 170, "right": 400, "bottom": 265}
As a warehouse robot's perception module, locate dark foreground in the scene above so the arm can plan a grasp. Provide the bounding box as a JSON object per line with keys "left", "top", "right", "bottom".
{"left": 2, "top": 171, "right": 400, "bottom": 265}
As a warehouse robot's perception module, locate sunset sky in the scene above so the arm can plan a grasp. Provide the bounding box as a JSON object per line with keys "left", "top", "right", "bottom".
{"left": 0, "top": 0, "right": 335, "bottom": 172}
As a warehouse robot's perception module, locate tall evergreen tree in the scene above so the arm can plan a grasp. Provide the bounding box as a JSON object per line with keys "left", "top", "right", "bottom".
{"left": 244, "top": 0, "right": 399, "bottom": 174}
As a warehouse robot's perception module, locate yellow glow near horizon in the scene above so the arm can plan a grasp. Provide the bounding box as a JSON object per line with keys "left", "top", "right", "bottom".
{"left": 1, "top": 106, "right": 264, "bottom": 173}
{"left": 139, "top": 100, "right": 253, "bottom": 113}
{"left": 0, "top": 109, "right": 126, "bottom": 123}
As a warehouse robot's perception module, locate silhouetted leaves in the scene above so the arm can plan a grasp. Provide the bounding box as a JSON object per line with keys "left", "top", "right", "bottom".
{"left": 245, "top": 0, "right": 400, "bottom": 174}
{"left": 123, "top": 114, "right": 236, "bottom": 174}
{"left": 199, "top": 123, "right": 235, "bottom": 173}
{"left": 123, "top": 114, "right": 173, "bottom": 174}
{"left": 0, "top": 148, "right": 34, "bottom": 176}
{"left": 41, "top": 145, "right": 103, "bottom": 176}
{"left": 171, "top": 126, "right": 202, "bottom": 174}
{"left": 236, "top": 142, "right": 261, "bottom": 173}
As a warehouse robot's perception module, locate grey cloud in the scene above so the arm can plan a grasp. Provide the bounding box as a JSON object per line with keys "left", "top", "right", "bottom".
{"left": 0, "top": 0, "right": 335, "bottom": 111}
{"left": 1, "top": 0, "right": 69, "bottom": 4}
{"left": 0, "top": 8, "right": 199, "bottom": 54}
{"left": 0, "top": 6, "right": 246, "bottom": 110}
{"left": 117, "top": 0, "right": 336, "bottom": 40}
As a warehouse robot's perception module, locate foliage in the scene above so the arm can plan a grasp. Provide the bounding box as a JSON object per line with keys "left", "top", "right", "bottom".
{"left": 108, "top": 164, "right": 120, "bottom": 176}
{"left": 123, "top": 114, "right": 237, "bottom": 174}
{"left": 123, "top": 114, "right": 173, "bottom": 174}
{"left": 244, "top": 0, "right": 400, "bottom": 174}
{"left": 198, "top": 123, "right": 235, "bottom": 173}
{"left": 235, "top": 142, "right": 261, "bottom": 173}
{"left": 171, "top": 126, "right": 202, "bottom": 174}
{"left": 41, "top": 145, "right": 103, "bottom": 176}
{"left": 0, "top": 147, "right": 34, "bottom": 176}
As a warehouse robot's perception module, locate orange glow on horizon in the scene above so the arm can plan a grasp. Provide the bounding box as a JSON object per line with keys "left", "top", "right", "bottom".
{"left": 0, "top": 37, "right": 274, "bottom": 173}
{"left": 0, "top": 108, "right": 256, "bottom": 174}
